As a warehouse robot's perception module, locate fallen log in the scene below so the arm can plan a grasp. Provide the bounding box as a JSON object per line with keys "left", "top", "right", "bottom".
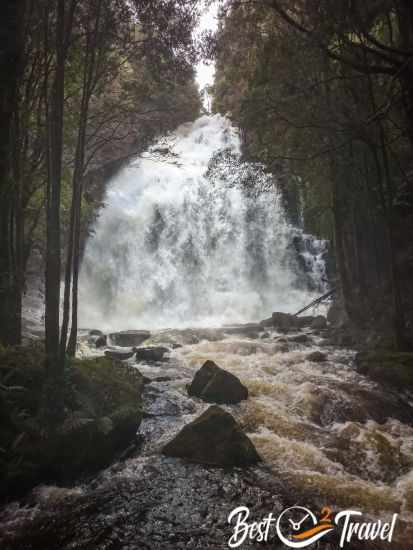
{"left": 294, "top": 288, "right": 336, "bottom": 317}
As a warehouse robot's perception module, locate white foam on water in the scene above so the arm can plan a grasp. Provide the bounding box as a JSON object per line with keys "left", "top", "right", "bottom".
{"left": 79, "top": 115, "right": 326, "bottom": 331}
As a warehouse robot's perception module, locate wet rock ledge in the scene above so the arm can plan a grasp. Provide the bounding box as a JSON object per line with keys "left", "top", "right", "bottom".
{"left": 0, "top": 343, "right": 144, "bottom": 499}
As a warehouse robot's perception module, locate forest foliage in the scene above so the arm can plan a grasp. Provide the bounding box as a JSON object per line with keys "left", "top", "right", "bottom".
{"left": 212, "top": 0, "right": 413, "bottom": 349}
{"left": 0, "top": 0, "right": 201, "bottom": 381}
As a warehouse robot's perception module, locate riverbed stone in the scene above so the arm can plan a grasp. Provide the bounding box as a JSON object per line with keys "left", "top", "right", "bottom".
{"left": 89, "top": 329, "right": 104, "bottom": 337}
{"left": 162, "top": 406, "right": 260, "bottom": 467}
{"left": 136, "top": 346, "right": 169, "bottom": 362}
{"left": 296, "top": 315, "right": 316, "bottom": 328}
{"left": 310, "top": 315, "right": 327, "bottom": 330}
{"left": 271, "top": 312, "right": 297, "bottom": 331}
{"left": 222, "top": 323, "right": 261, "bottom": 338}
{"left": 104, "top": 349, "right": 135, "bottom": 361}
{"left": 259, "top": 317, "right": 273, "bottom": 328}
{"left": 95, "top": 334, "right": 107, "bottom": 348}
{"left": 288, "top": 333, "right": 310, "bottom": 344}
{"left": 187, "top": 360, "right": 248, "bottom": 404}
{"left": 306, "top": 351, "right": 327, "bottom": 362}
{"left": 109, "top": 330, "right": 150, "bottom": 347}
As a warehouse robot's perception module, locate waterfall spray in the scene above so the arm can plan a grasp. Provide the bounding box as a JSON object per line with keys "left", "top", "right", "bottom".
{"left": 79, "top": 115, "right": 326, "bottom": 330}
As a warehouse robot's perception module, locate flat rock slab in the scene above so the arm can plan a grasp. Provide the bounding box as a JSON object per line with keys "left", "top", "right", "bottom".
{"left": 188, "top": 360, "right": 248, "bottom": 404}
{"left": 109, "top": 330, "right": 151, "bottom": 347}
{"left": 162, "top": 405, "right": 260, "bottom": 467}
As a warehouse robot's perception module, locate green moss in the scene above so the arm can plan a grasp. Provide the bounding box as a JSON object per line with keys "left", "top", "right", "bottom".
{"left": 72, "top": 357, "right": 144, "bottom": 416}
{"left": 0, "top": 346, "right": 144, "bottom": 498}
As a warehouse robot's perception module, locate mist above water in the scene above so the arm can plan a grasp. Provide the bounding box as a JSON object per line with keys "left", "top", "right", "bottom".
{"left": 79, "top": 115, "right": 326, "bottom": 331}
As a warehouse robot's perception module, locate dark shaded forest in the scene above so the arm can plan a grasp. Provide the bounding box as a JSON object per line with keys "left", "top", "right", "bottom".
{"left": 0, "top": 0, "right": 200, "bottom": 362}
{"left": 213, "top": 0, "right": 413, "bottom": 350}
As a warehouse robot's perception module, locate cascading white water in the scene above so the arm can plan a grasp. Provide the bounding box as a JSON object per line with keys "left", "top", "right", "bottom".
{"left": 79, "top": 115, "right": 327, "bottom": 330}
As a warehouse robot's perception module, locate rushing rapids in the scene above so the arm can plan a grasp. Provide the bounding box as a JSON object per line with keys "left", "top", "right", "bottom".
{"left": 78, "top": 115, "right": 327, "bottom": 331}
{"left": 2, "top": 328, "right": 413, "bottom": 548}
{"left": 2, "top": 117, "right": 413, "bottom": 549}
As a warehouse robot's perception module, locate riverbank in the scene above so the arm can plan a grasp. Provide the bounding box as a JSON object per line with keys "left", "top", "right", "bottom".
{"left": 0, "top": 346, "right": 144, "bottom": 499}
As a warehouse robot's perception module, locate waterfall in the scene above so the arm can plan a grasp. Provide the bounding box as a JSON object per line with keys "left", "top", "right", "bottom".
{"left": 79, "top": 115, "right": 327, "bottom": 330}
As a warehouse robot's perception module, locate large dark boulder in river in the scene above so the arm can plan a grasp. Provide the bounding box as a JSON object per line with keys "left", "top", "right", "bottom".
{"left": 135, "top": 346, "right": 169, "bottom": 363}
{"left": 188, "top": 360, "right": 248, "bottom": 404}
{"left": 109, "top": 330, "right": 150, "bottom": 347}
{"left": 162, "top": 406, "right": 260, "bottom": 467}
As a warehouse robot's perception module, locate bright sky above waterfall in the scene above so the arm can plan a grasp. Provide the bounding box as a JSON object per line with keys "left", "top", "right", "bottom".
{"left": 195, "top": 1, "right": 219, "bottom": 110}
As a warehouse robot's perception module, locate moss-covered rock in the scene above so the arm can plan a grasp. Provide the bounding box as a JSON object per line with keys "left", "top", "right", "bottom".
{"left": 356, "top": 351, "right": 413, "bottom": 389}
{"left": 0, "top": 347, "right": 144, "bottom": 498}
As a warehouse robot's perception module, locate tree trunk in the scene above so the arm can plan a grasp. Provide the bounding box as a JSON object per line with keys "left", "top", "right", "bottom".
{"left": 0, "top": 0, "right": 25, "bottom": 346}
{"left": 45, "top": 0, "right": 66, "bottom": 375}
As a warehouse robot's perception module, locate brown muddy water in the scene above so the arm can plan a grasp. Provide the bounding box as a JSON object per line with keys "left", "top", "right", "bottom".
{"left": 1, "top": 326, "right": 413, "bottom": 549}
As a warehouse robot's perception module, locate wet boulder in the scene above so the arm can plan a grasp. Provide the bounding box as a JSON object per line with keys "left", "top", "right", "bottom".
{"left": 95, "top": 334, "right": 107, "bottom": 348}
{"left": 288, "top": 333, "right": 310, "bottom": 344}
{"left": 188, "top": 360, "right": 248, "bottom": 404}
{"left": 162, "top": 405, "right": 260, "bottom": 467}
{"left": 271, "top": 312, "right": 297, "bottom": 332}
{"left": 135, "top": 346, "right": 169, "bottom": 363}
{"left": 105, "top": 349, "right": 135, "bottom": 361}
{"left": 109, "top": 330, "right": 150, "bottom": 347}
{"left": 222, "top": 323, "right": 261, "bottom": 338}
{"left": 296, "top": 316, "right": 316, "bottom": 328}
{"left": 306, "top": 351, "right": 327, "bottom": 363}
{"left": 259, "top": 317, "right": 273, "bottom": 328}
{"left": 89, "top": 329, "right": 104, "bottom": 337}
{"left": 310, "top": 315, "right": 327, "bottom": 330}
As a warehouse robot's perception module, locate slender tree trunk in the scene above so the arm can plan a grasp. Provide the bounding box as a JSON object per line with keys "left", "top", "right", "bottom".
{"left": 65, "top": 0, "right": 103, "bottom": 357}
{"left": 45, "top": 0, "right": 66, "bottom": 375}
{"left": 0, "top": 0, "right": 25, "bottom": 346}
{"left": 67, "top": 177, "right": 83, "bottom": 356}
{"left": 60, "top": 35, "right": 91, "bottom": 360}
